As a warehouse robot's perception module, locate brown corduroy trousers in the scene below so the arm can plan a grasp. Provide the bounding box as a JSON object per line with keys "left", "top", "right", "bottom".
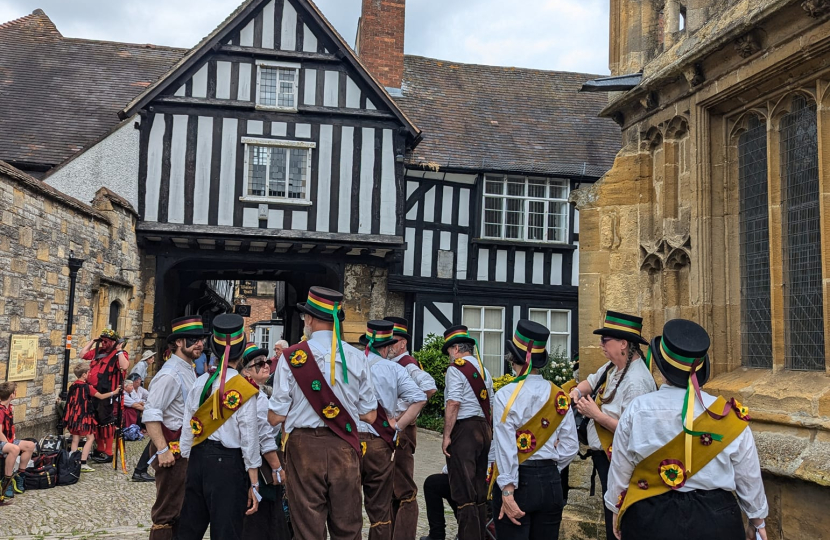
{"left": 391, "top": 424, "right": 419, "bottom": 540}
{"left": 148, "top": 443, "right": 188, "bottom": 540}
{"left": 285, "top": 428, "right": 363, "bottom": 540}
{"left": 446, "top": 417, "right": 492, "bottom": 540}
{"left": 360, "top": 433, "right": 395, "bottom": 540}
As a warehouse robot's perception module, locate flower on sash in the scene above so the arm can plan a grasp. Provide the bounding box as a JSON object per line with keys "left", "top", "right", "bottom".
{"left": 555, "top": 392, "right": 569, "bottom": 415}
{"left": 733, "top": 399, "right": 750, "bottom": 421}
{"left": 290, "top": 350, "right": 308, "bottom": 368}
{"left": 606, "top": 445, "right": 613, "bottom": 459}
{"left": 637, "top": 479, "right": 648, "bottom": 490}
{"left": 658, "top": 459, "right": 687, "bottom": 489}
{"left": 700, "top": 433, "right": 713, "bottom": 446}
{"left": 361, "top": 442, "right": 367, "bottom": 456}
{"left": 311, "top": 380, "right": 322, "bottom": 391}
{"left": 190, "top": 417, "right": 203, "bottom": 437}
{"left": 479, "top": 389, "right": 488, "bottom": 400}
{"left": 168, "top": 441, "right": 181, "bottom": 455}
{"left": 454, "top": 358, "right": 466, "bottom": 367}
{"left": 323, "top": 403, "right": 340, "bottom": 419}
{"left": 222, "top": 390, "right": 243, "bottom": 411}
{"left": 382, "top": 420, "right": 390, "bottom": 428}
{"left": 473, "top": 371, "right": 479, "bottom": 378}
{"left": 541, "top": 418, "right": 551, "bottom": 429}
{"left": 616, "top": 490, "right": 627, "bottom": 509}
{"left": 515, "top": 430, "right": 536, "bottom": 453}
{"left": 345, "top": 423, "right": 352, "bottom": 433}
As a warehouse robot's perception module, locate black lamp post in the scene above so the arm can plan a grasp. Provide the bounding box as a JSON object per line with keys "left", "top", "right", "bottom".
{"left": 57, "top": 252, "right": 85, "bottom": 431}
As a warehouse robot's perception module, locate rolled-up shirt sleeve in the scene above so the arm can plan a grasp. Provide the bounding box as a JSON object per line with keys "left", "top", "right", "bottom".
{"left": 605, "top": 406, "right": 636, "bottom": 513}
{"left": 407, "top": 364, "right": 437, "bottom": 393}
{"left": 257, "top": 394, "right": 278, "bottom": 455}
{"left": 179, "top": 384, "right": 198, "bottom": 459}
{"left": 493, "top": 391, "right": 520, "bottom": 489}
{"left": 733, "top": 428, "right": 769, "bottom": 519}
{"left": 143, "top": 374, "right": 177, "bottom": 424}
{"left": 268, "top": 355, "right": 292, "bottom": 417}
{"left": 445, "top": 368, "right": 466, "bottom": 403}
{"left": 357, "top": 354, "right": 379, "bottom": 416}
{"left": 239, "top": 397, "right": 262, "bottom": 470}
{"left": 397, "top": 368, "right": 427, "bottom": 406}
{"left": 556, "top": 410, "right": 579, "bottom": 471}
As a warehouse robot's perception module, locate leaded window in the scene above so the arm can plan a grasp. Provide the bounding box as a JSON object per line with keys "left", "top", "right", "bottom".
{"left": 779, "top": 95, "right": 825, "bottom": 371}
{"left": 738, "top": 115, "right": 773, "bottom": 368}
{"left": 256, "top": 63, "right": 299, "bottom": 111}
{"left": 483, "top": 176, "right": 569, "bottom": 243}
{"left": 245, "top": 142, "right": 311, "bottom": 201}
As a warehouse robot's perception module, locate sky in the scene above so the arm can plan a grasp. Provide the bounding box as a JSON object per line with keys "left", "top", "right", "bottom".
{"left": 0, "top": 0, "right": 610, "bottom": 75}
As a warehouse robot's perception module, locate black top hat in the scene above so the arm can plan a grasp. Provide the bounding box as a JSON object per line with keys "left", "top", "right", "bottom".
{"left": 359, "top": 320, "right": 399, "bottom": 350}
{"left": 505, "top": 320, "right": 551, "bottom": 369}
{"left": 384, "top": 316, "right": 412, "bottom": 343}
{"left": 242, "top": 342, "right": 270, "bottom": 365}
{"left": 167, "top": 316, "right": 210, "bottom": 342}
{"left": 441, "top": 325, "right": 477, "bottom": 355}
{"left": 296, "top": 286, "right": 346, "bottom": 323}
{"left": 592, "top": 310, "right": 649, "bottom": 346}
{"left": 210, "top": 313, "right": 247, "bottom": 361}
{"left": 650, "top": 319, "right": 711, "bottom": 388}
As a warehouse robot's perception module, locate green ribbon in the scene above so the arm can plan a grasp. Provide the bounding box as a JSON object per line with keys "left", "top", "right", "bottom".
{"left": 199, "top": 354, "right": 224, "bottom": 407}
{"left": 333, "top": 302, "right": 348, "bottom": 384}
{"left": 680, "top": 384, "right": 724, "bottom": 441}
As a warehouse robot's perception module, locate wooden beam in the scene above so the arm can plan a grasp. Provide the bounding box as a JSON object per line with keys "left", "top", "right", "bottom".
{"left": 218, "top": 44, "right": 340, "bottom": 64}
{"left": 152, "top": 96, "right": 398, "bottom": 121}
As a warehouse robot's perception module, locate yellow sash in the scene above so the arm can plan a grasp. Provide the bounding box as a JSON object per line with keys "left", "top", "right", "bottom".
{"left": 592, "top": 383, "right": 615, "bottom": 457}
{"left": 189, "top": 375, "right": 259, "bottom": 447}
{"left": 616, "top": 396, "right": 749, "bottom": 526}
{"left": 561, "top": 379, "right": 577, "bottom": 395}
{"left": 488, "top": 382, "right": 570, "bottom": 497}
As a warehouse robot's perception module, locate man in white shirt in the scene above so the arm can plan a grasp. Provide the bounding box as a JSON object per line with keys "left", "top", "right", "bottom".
{"left": 384, "top": 316, "right": 437, "bottom": 540}
{"left": 441, "top": 325, "right": 494, "bottom": 540}
{"left": 605, "top": 319, "right": 768, "bottom": 540}
{"left": 143, "top": 316, "right": 204, "bottom": 540}
{"left": 130, "top": 349, "right": 156, "bottom": 382}
{"left": 179, "top": 314, "right": 262, "bottom": 540}
{"left": 358, "top": 320, "right": 427, "bottom": 540}
{"left": 268, "top": 287, "right": 378, "bottom": 540}
{"left": 490, "top": 320, "right": 578, "bottom": 540}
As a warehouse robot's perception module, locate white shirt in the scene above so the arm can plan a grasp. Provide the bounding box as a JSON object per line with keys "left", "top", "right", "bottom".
{"left": 269, "top": 331, "right": 378, "bottom": 432}
{"left": 123, "top": 390, "right": 144, "bottom": 407}
{"left": 586, "top": 358, "right": 656, "bottom": 450}
{"left": 391, "top": 352, "right": 437, "bottom": 415}
{"left": 491, "top": 375, "right": 578, "bottom": 488}
{"left": 444, "top": 355, "right": 493, "bottom": 420}
{"left": 255, "top": 390, "right": 278, "bottom": 455}
{"left": 359, "top": 352, "right": 426, "bottom": 435}
{"left": 143, "top": 355, "right": 197, "bottom": 432}
{"left": 180, "top": 368, "right": 262, "bottom": 470}
{"left": 605, "top": 385, "right": 768, "bottom": 519}
{"left": 130, "top": 360, "right": 149, "bottom": 381}
{"left": 135, "top": 386, "right": 150, "bottom": 401}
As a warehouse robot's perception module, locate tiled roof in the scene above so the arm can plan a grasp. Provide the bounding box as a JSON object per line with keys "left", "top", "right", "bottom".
{"left": 397, "top": 56, "right": 620, "bottom": 178}
{"left": 0, "top": 10, "right": 185, "bottom": 171}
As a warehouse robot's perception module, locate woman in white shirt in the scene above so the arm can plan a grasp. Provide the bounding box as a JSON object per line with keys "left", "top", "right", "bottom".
{"left": 568, "top": 311, "right": 656, "bottom": 540}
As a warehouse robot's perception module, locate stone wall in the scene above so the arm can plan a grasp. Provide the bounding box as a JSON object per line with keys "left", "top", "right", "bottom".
{"left": 0, "top": 161, "right": 144, "bottom": 439}
{"left": 342, "top": 264, "right": 404, "bottom": 344}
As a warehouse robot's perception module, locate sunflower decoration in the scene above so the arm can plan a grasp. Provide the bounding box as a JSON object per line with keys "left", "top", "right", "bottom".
{"left": 361, "top": 442, "right": 367, "bottom": 456}
{"left": 290, "top": 349, "right": 308, "bottom": 368}
{"left": 479, "top": 389, "right": 488, "bottom": 400}
{"left": 541, "top": 418, "right": 551, "bottom": 429}
{"left": 658, "top": 459, "right": 687, "bottom": 489}
{"left": 616, "top": 489, "right": 627, "bottom": 509}
{"left": 311, "top": 380, "right": 322, "bottom": 392}
{"left": 637, "top": 479, "right": 648, "bottom": 490}
{"left": 515, "top": 430, "right": 536, "bottom": 453}
{"left": 168, "top": 441, "right": 181, "bottom": 455}
{"left": 222, "top": 390, "right": 243, "bottom": 411}
{"left": 733, "top": 399, "right": 750, "bottom": 421}
{"left": 454, "top": 358, "right": 466, "bottom": 367}
{"left": 555, "top": 391, "right": 569, "bottom": 415}
{"left": 190, "top": 417, "right": 204, "bottom": 437}
{"left": 323, "top": 403, "right": 340, "bottom": 419}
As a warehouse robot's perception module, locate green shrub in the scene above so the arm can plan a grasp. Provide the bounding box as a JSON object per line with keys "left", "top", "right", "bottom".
{"left": 413, "top": 333, "right": 448, "bottom": 419}
{"left": 539, "top": 346, "right": 574, "bottom": 385}
{"left": 415, "top": 414, "right": 444, "bottom": 433}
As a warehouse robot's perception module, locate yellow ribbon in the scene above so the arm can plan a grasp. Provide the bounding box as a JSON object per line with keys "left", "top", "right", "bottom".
{"left": 500, "top": 364, "right": 530, "bottom": 423}
{"left": 685, "top": 377, "right": 694, "bottom": 473}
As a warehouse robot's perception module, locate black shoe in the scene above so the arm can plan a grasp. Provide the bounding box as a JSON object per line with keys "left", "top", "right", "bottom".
{"left": 91, "top": 454, "right": 113, "bottom": 464}
{"left": 132, "top": 471, "right": 155, "bottom": 482}
{"left": 90, "top": 451, "right": 108, "bottom": 461}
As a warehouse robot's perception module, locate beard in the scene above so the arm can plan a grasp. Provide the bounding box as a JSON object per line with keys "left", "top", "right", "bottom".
{"left": 303, "top": 325, "right": 313, "bottom": 340}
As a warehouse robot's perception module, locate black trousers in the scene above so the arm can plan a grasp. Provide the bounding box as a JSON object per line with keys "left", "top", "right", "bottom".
{"left": 135, "top": 441, "right": 152, "bottom": 473}
{"left": 423, "top": 473, "right": 458, "bottom": 539}
{"left": 178, "top": 440, "right": 249, "bottom": 540}
{"left": 620, "top": 489, "right": 744, "bottom": 540}
{"left": 491, "top": 460, "right": 564, "bottom": 540}
{"left": 591, "top": 449, "right": 615, "bottom": 540}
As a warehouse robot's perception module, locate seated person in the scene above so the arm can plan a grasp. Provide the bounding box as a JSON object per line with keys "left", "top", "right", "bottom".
{"left": 122, "top": 379, "right": 143, "bottom": 427}
{"left": 421, "top": 467, "right": 458, "bottom": 540}
{"left": 0, "top": 382, "right": 37, "bottom": 503}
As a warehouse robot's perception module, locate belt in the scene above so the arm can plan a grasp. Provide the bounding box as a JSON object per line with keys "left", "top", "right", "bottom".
{"left": 198, "top": 439, "right": 243, "bottom": 453}
{"left": 291, "top": 427, "right": 333, "bottom": 436}
{"left": 358, "top": 432, "right": 378, "bottom": 440}
{"left": 519, "top": 459, "right": 558, "bottom": 469}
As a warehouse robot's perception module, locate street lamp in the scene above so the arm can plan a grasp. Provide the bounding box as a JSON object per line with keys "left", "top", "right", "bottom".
{"left": 57, "top": 252, "right": 85, "bottom": 431}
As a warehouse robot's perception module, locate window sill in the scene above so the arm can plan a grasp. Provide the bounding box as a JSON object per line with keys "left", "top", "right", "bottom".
{"left": 254, "top": 105, "right": 298, "bottom": 113}
{"left": 238, "top": 196, "right": 312, "bottom": 206}
{"left": 472, "top": 238, "right": 576, "bottom": 250}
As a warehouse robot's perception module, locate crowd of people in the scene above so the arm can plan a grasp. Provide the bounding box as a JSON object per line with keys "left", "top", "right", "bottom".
{"left": 0, "top": 285, "right": 770, "bottom": 540}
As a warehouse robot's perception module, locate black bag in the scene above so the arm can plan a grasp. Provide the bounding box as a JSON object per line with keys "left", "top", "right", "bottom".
{"left": 575, "top": 364, "right": 612, "bottom": 446}
{"left": 55, "top": 450, "right": 81, "bottom": 486}
{"left": 22, "top": 465, "right": 58, "bottom": 489}
{"left": 39, "top": 434, "right": 63, "bottom": 453}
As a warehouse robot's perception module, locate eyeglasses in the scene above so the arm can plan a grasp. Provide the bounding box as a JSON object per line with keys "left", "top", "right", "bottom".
{"left": 185, "top": 338, "right": 205, "bottom": 347}
{"left": 600, "top": 336, "right": 615, "bottom": 345}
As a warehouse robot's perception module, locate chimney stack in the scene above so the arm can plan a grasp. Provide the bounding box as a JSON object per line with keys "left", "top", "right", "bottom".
{"left": 356, "top": 0, "right": 405, "bottom": 91}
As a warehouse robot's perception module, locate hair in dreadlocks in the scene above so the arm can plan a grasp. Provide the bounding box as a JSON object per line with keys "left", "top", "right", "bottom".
{"left": 599, "top": 340, "right": 645, "bottom": 405}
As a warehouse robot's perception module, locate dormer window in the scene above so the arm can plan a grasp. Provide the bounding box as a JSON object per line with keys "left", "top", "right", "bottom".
{"left": 256, "top": 61, "right": 300, "bottom": 111}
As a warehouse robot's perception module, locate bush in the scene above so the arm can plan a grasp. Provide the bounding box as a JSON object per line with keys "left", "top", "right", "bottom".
{"left": 539, "top": 346, "right": 574, "bottom": 385}
{"left": 413, "top": 333, "right": 449, "bottom": 419}
{"left": 492, "top": 373, "right": 515, "bottom": 392}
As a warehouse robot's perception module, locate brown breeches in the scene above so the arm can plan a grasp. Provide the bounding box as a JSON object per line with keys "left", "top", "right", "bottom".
{"left": 446, "top": 417, "right": 492, "bottom": 540}
{"left": 391, "top": 424, "right": 419, "bottom": 540}
{"left": 148, "top": 441, "right": 188, "bottom": 540}
{"left": 360, "top": 433, "right": 395, "bottom": 540}
{"left": 285, "top": 428, "right": 363, "bottom": 540}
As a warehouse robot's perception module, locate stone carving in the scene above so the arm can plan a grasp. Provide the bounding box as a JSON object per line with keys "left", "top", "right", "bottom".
{"left": 802, "top": 0, "right": 830, "bottom": 17}
{"left": 734, "top": 32, "right": 762, "bottom": 58}
{"left": 639, "top": 91, "right": 659, "bottom": 111}
{"left": 683, "top": 64, "right": 705, "bottom": 87}
{"left": 639, "top": 236, "right": 692, "bottom": 273}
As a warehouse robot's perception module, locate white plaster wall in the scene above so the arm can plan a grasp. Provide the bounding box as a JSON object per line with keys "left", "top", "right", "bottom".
{"left": 45, "top": 115, "right": 141, "bottom": 207}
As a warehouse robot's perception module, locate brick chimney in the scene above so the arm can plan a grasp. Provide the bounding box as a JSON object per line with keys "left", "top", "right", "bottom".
{"left": 356, "top": 0, "right": 405, "bottom": 91}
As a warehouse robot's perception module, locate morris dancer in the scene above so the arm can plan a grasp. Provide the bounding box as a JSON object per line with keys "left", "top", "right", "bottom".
{"left": 568, "top": 311, "right": 656, "bottom": 540}
{"left": 179, "top": 314, "right": 262, "bottom": 540}
{"left": 268, "top": 287, "right": 378, "bottom": 540}
{"left": 142, "top": 316, "right": 204, "bottom": 540}
{"left": 490, "top": 320, "right": 578, "bottom": 540}
{"left": 606, "top": 319, "right": 768, "bottom": 540}
{"left": 384, "top": 316, "right": 437, "bottom": 540}
{"left": 359, "top": 320, "right": 427, "bottom": 540}
{"left": 441, "top": 325, "right": 494, "bottom": 540}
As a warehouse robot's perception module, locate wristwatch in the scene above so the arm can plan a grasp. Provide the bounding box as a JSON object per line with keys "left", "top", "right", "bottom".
{"left": 502, "top": 489, "right": 514, "bottom": 497}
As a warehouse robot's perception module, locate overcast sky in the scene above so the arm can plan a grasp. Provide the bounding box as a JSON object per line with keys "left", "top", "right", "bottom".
{"left": 0, "top": 0, "right": 610, "bottom": 75}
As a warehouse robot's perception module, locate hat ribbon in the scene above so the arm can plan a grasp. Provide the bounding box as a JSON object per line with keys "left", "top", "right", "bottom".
{"left": 330, "top": 301, "right": 348, "bottom": 386}
{"left": 500, "top": 363, "right": 530, "bottom": 423}
{"left": 471, "top": 337, "right": 488, "bottom": 382}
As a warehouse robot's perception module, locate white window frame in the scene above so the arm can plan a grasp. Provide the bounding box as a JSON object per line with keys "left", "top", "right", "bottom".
{"left": 528, "top": 308, "right": 571, "bottom": 359}
{"left": 240, "top": 137, "right": 316, "bottom": 205}
{"left": 255, "top": 60, "right": 300, "bottom": 112}
{"left": 462, "top": 305, "right": 506, "bottom": 376}
{"left": 256, "top": 327, "right": 271, "bottom": 351}
{"left": 481, "top": 175, "right": 570, "bottom": 244}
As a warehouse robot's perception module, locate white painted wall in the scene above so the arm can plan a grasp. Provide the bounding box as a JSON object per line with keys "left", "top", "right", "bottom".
{"left": 45, "top": 115, "right": 141, "bottom": 208}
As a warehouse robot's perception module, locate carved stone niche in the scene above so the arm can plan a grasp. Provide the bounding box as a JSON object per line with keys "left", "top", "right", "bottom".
{"left": 734, "top": 30, "right": 763, "bottom": 58}
{"left": 802, "top": 0, "right": 830, "bottom": 17}
{"left": 639, "top": 91, "right": 659, "bottom": 111}
{"left": 683, "top": 64, "right": 705, "bottom": 88}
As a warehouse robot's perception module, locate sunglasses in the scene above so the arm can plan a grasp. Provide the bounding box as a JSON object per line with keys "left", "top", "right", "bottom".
{"left": 185, "top": 337, "right": 206, "bottom": 347}
{"left": 600, "top": 336, "right": 615, "bottom": 344}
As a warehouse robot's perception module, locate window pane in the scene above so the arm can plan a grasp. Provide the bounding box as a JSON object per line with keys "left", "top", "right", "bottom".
{"left": 550, "top": 334, "right": 568, "bottom": 356}
{"left": 483, "top": 308, "right": 502, "bottom": 330}
{"left": 549, "top": 311, "right": 569, "bottom": 333}
{"left": 482, "top": 331, "right": 503, "bottom": 375}
{"left": 549, "top": 179, "right": 569, "bottom": 200}
{"left": 528, "top": 309, "right": 547, "bottom": 326}
{"left": 527, "top": 200, "right": 546, "bottom": 241}
{"left": 259, "top": 67, "right": 277, "bottom": 106}
{"left": 485, "top": 178, "right": 504, "bottom": 195}
{"left": 738, "top": 114, "right": 772, "bottom": 369}
{"left": 462, "top": 307, "right": 481, "bottom": 327}
{"left": 505, "top": 198, "right": 524, "bottom": 239}
{"left": 528, "top": 178, "right": 547, "bottom": 198}
{"left": 248, "top": 146, "right": 268, "bottom": 196}
{"left": 506, "top": 177, "right": 525, "bottom": 197}
{"left": 780, "top": 96, "right": 825, "bottom": 370}
{"left": 269, "top": 147, "right": 287, "bottom": 197}
{"left": 277, "top": 68, "right": 296, "bottom": 108}
{"left": 484, "top": 197, "right": 503, "bottom": 237}
{"left": 288, "top": 148, "right": 308, "bottom": 199}
{"left": 547, "top": 201, "right": 568, "bottom": 242}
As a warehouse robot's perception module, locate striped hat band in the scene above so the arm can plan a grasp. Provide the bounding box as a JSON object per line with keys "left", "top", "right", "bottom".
{"left": 366, "top": 329, "right": 394, "bottom": 342}
{"left": 243, "top": 343, "right": 258, "bottom": 356}
{"left": 512, "top": 330, "right": 546, "bottom": 354}
{"left": 307, "top": 292, "right": 337, "bottom": 314}
{"left": 172, "top": 318, "right": 204, "bottom": 333}
{"left": 392, "top": 323, "right": 408, "bottom": 334}
{"left": 445, "top": 329, "right": 470, "bottom": 341}
{"left": 660, "top": 339, "right": 705, "bottom": 373}
{"left": 603, "top": 314, "right": 643, "bottom": 336}
{"left": 213, "top": 328, "right": 245, "bottom": 346}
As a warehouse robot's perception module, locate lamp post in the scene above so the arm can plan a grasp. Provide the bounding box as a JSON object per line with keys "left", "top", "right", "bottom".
{"left": 57, "top": 252, "right": 85, "bottom": 431}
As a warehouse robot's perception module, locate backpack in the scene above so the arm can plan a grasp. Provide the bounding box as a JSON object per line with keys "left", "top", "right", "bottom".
{"left": 22, "top": 464, "right": 58, "bottom": 489}
{"left": 55, "top": 450, "right": 81, "bottom": 486}
{"left": 122, "top": 424, "right": 144, "bottom": 441}
{"left": 39, "top": 434, "right": 64, "bottom": 454}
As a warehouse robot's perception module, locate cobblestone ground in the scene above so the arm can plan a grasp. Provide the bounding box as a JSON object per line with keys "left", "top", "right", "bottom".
{"left": 4, "top": 431, "right": 604, "bottom": 539}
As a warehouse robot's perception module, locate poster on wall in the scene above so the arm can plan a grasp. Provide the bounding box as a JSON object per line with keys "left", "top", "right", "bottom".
{"left": 7, "top": 335, "right": 39, "bottom": 382}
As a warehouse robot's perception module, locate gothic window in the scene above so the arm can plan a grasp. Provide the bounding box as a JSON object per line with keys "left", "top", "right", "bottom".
{"left": 779, "top": 95, "right": 825, "bottom": 370}
{"left": 738, "top": 115, "right": 772, "bottom": 368}
{"left": 109, "top": 300, "right": 121, "bottom": 333}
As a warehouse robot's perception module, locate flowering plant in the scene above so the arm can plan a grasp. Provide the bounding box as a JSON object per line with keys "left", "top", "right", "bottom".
{"left": 492, "top": 374, "right": 515, "bottom": 392}
{"left": 539, "top": 346, "right": 574, "bottom": 386}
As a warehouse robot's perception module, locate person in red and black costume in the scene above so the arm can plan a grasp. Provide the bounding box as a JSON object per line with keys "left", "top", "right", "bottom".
{"left": 79, "top": 328, "right": 129, "bottom": 463}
